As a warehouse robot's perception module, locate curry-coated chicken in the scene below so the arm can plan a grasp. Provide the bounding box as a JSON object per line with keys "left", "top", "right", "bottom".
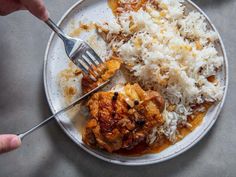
{"left": 82, "top": 57, "right": 122, "bottom": 93}
{"left": 83, "top": 83, "right": 165, "bottom": 152}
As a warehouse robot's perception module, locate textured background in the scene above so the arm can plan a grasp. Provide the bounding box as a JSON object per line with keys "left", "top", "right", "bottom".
{"left": 0, "top": 0, "right": 235, "bottom": 177}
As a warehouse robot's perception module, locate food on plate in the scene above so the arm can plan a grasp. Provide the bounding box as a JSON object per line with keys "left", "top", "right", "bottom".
{"left": 59, "top": 58, "right": 121, "bottom": 103}
{"left": 82, "top": 83, "right": 164, "bottom": 152}
{"left": 95, "top": 0, "right": 224, "bottom": 143}
{"left": 82, "top": 57, "right": 122, "bottom": 93}
{"left": 59, "top": 0, "right": 224, "bottom": 155}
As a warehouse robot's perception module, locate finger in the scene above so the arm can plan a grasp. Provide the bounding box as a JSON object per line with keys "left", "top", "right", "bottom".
{"left": 0, "top": 0, "right": 24, "bottom": 16}
{"left": 0, "top": 134, "right": 21, "bottom": 154}
{"left": 20, "top": 0, "right": 49, "bottom": 21}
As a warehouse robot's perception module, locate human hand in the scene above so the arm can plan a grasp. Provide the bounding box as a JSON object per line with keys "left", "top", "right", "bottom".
{"left": 0, "top": 134, "right": 21, "bottom": 154}
{"left": 0, "top": 0, "right": 49, "bottom": 21}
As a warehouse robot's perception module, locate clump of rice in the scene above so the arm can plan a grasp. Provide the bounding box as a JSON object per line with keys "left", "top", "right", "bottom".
{"left": 100, "top": 0, "right": 224, "bottom": 142}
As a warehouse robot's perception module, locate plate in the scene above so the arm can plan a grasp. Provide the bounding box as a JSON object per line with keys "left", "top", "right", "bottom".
{"left": 44, "top": 0, "right": 228, "bottom": 165}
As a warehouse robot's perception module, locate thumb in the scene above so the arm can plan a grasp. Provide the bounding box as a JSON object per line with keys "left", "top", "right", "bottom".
{"left": 0, "top": 134, "right": 21, "bottom": 154}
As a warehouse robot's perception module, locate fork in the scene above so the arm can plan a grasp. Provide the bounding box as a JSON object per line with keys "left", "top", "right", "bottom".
{"left": 45, "top": 18, "right": 104, "bottom": 81}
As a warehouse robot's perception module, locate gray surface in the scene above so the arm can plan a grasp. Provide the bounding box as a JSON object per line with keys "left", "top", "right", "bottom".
{"left": 0, "top": 0, "right": 235, "bottom": 176}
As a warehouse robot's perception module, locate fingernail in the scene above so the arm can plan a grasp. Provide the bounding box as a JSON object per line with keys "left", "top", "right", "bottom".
{"left": 10, "top": 136, "right": 21, "bottom": 149}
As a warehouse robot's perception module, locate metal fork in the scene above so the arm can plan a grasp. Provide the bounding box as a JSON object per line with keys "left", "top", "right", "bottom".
{"left": 45, "top": 18, "right": 104, "bottom": 81}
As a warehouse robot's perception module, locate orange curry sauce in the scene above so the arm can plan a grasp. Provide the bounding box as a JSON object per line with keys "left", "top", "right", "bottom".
{"left": 70, "top": 23, "right": 96, "bottom": 37}
{"left": 116, "top": 104, "right": 211, "bottom": 156}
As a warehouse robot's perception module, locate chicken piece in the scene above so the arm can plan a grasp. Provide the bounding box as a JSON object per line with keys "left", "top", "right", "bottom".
{"left": 144, "top": 90, "right": 165, "bottom": 112}
{"left": 82, "top": 57, "right": 122, "bottom": 93}
{"left": 83, "top": 92, "right": 129, "bottom": 152}
{"left": 83, "top": 83, "right": 165, "bottom": 152}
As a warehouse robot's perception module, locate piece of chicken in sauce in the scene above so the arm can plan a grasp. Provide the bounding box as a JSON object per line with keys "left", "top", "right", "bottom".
{"left": 82, "top": 57, "right": 122, "bottom": 93}
{"left": 82, "top": 83, "right": 165, "bottom": 153}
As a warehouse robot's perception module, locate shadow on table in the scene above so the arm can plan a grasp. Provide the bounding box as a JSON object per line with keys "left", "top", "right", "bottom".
{"left": 194, "top": 0, "right": 232, "bottom": 7}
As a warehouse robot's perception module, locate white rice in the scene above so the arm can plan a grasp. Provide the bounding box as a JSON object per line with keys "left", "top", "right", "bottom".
{"left": 101, "top": 0, "right": 224, "bottom": 142}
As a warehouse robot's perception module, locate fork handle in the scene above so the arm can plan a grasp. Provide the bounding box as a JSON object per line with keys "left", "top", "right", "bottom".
{"left": 18, "top": 115, "right": 55, "bottom": 140}
{"left": 45, "top": 18, "right": 69, "bottom": 41}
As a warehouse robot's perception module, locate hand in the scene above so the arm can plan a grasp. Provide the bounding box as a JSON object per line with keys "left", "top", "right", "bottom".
{"left": 0, "top": 0, "right": 49, "bottom": 21}
{"left": 0, "top": 134, "right": 21, "bottom": 154}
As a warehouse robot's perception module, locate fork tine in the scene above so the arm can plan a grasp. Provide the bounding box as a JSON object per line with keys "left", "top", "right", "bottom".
{"left": 77, "top": 59, "right": 98, "bottom": 81}
{"left": 83, "top": 53, "right": 104, "bottom": 73}
{"left": 81, "top": 56, "right": 93, "bottom": 70}
{"left": 81, "top": 56, "right": 100, "bottom": 77}
{"left": 86, "top": 49, "right": 104, "bottom": 64}
{"left": 69, "top": 41, "right": 104, "bottom": 82}
{"left": 89, "top": 75, "right": 97, "bottom": 82}
{"left": 84, "top": 52, "right": 98, "bottom": 67}
{"left": 76, "top": 59, "right": 89, "bottom": 75}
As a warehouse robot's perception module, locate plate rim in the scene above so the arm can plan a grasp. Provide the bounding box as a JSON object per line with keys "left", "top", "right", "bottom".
{"left": 43, "top": 0, "right": 229, "bottom": 166}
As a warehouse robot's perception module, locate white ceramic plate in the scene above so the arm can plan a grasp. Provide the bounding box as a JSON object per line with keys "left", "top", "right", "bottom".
{"left": 44, "top": 0, "right": 228, "bottom": 165}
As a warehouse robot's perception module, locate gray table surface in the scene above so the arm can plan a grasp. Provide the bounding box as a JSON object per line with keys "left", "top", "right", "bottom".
{"left": 0, "top": 0, "right": 235, "bottom": 177}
